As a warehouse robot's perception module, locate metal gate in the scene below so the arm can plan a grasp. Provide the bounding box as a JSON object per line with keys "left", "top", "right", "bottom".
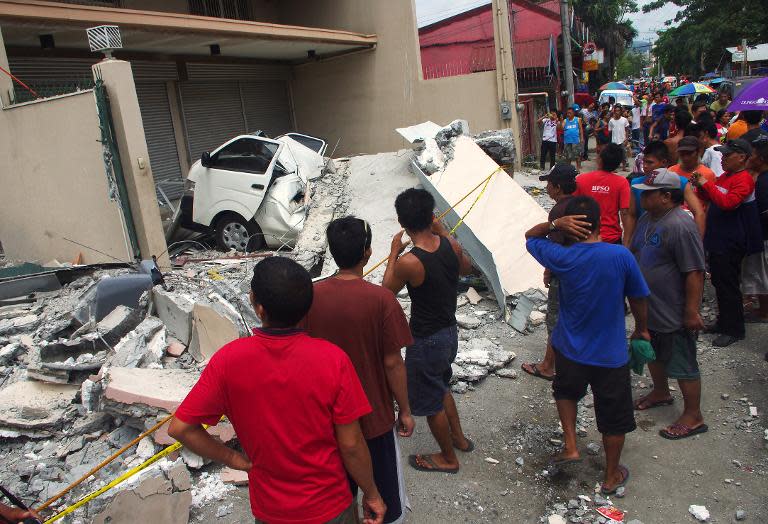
{"left": 518, "top": 98, "right": 535, "bottom": 162}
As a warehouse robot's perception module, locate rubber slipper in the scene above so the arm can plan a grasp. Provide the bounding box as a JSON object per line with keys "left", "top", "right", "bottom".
{"left": 454, "top": 437, "right": 475, "bottom": 453}
{"left": 600, "top": 465, "right": 630, "bottom": 495}
{"left": 521, "top": 362, "right": 554, "bottom": 382}
{"left": 408, "top": 454, "right": 459, "bottom": 474}
{"left": 659, "top": 423, "right": 709, "bottom": 440}
{"left": 633, "top": 396, "right": 674, "bottom": 411}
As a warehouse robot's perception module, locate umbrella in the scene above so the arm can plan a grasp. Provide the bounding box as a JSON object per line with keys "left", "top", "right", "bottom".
{"left": 709, "top": 77, "right": 726, "bottom": 85}
{"left": 727, "top": 77, "right": 768, "bottom": 111}
{"left": 599, "top": 81, "right": 630, "bottom": 91}
{"left": 703, "top": 72, "right": 718, "bottom": 79}
{"left": 668, "top": 82, "right": 715, "bottom": 96}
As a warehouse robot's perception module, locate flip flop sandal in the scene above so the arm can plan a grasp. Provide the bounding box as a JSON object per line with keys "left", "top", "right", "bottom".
{"left": 659, "top": 423, "right": 709, "bottom": 440}
{"left": 454, "top": 437, "right": 475, "bottom": 453}
{"left": 600, "top": 465, "right": 630, "bottom": 495}
{"left": 634, "top": 396, "right": 674, "bottom": 411}
{"left": 521, "top": 363, "right": 554, "bottom": 382}
{"left": 408, "top": 454, "right": 459, "bottom": 474}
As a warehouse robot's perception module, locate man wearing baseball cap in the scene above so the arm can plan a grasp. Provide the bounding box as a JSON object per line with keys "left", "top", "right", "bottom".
{"left": 690, "top": 139, "right": 764, "bottom": 347}
{"left": 522, "top": 163, "right": 578, "bottom": 382}
{"left": 629, "top": 169, "right": 707, "bottom": 439}
{"left": 669, "top": 136, "right": 715, "bottom": 208}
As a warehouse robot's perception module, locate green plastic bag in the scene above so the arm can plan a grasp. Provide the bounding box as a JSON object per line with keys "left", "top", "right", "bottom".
{"left": 629, "top": 338, "right": 655, "bottom": 375}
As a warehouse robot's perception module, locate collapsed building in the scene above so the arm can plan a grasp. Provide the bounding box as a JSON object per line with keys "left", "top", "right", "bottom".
{"left": 0, "top": 119, "right": 555, "bottom": 522}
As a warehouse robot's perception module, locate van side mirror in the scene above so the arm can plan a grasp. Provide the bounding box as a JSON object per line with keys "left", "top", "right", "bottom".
{"left": 201, "top": 152, "right": 212, "bottom": 168}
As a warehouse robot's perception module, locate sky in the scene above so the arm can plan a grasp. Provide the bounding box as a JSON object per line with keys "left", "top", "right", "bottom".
{"left": 414, "top": 0, "right": 682, "bottom": 44}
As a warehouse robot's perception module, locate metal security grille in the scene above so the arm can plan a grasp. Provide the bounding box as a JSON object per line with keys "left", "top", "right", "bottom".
{"left": 180, "top": 81, "right": 246, "bottom": 162}
{"left": 240, "top": 81, "right": 292, "bottom": 137}
{"left": 188, "top": 0, "right": 253, "bottom": 20}
{"left": 135, "top": 82, "right": 184, "bottom": 200}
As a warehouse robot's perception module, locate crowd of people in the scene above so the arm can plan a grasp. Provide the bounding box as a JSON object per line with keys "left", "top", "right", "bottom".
{"left": 51, "top": 91, "right": 757, "bottom": 524}
{"left": 156, "top": 99, "right": 768, "bottom": 522}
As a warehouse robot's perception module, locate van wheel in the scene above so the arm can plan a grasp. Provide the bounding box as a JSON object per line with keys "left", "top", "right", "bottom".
{"left": 215, "top": 214, "right": 265, "bottom": 252}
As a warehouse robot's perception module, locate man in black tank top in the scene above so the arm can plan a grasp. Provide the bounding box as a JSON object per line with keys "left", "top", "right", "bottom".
{"left": 383, "top": 189, "right": 475, "bottom": 474}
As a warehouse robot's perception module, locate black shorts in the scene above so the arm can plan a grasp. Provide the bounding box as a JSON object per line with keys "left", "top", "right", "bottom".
{"left": 650, "top": 329, "right": 700, "bottom": 380}
{"left": 405, "top": 325, "right": 458, "bottom": 417}
{"left": 349, "top": 430, "right": 405, "bottom": 524}
{"left": 552, "top": 349, "right": 636, "bottom": 435}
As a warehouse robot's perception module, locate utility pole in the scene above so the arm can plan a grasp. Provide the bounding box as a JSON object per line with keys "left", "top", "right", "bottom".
{"left": 742, "top": 38, "right": 748, "bottom": 76}
{"left": 560, "top": 0, "right": 575, "bottom": 106}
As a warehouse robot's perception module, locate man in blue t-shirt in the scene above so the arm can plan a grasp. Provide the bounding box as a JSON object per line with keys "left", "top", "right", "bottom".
{"left": 526, "top": 196, "right": 650, "bottom": 496}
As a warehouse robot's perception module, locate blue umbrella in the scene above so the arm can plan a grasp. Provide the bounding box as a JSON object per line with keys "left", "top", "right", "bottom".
{"left": 702, "top": 72, "right": 718, "bottom": 79}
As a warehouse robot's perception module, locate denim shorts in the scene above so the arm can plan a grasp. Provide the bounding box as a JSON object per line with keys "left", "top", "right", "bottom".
{"left": 405, "top": 325, "right": 458, "bottom": 417}
{"left": 650, "top": 329, "right": 700, "bottom": 380}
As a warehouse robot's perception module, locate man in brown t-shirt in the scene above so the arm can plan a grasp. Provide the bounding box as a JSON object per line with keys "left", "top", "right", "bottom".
{"left": 302, "top": 216, "right": 414, "bottom": 524}
{"left": 522, "top": 163, "right": 577, "bottom": 382}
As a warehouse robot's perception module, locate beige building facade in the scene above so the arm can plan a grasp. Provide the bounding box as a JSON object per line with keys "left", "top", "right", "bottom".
{"left": 0, "top": 0, "right": 521, "bottom": 262}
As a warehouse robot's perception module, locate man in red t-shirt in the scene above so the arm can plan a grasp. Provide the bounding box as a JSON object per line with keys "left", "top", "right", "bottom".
{"left": 302, "top": 216, "right": 414, "bottom": 524}
{"left": 169, "top": 257, "right": 386, "bottom": 524}
{"left": 574, "top": 143, "right": 632, "bottom": 244}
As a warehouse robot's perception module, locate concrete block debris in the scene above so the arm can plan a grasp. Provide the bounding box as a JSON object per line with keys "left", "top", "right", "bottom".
{"left": 220, "top": 467, "right": 249, "bottom": 486}
{"left": 152, "top": 288, "right": 194, "bottom": 344}
{"left": 689, "top": 505, "right": 710, "bottom": 522}
{"left": 90, "top": 459, "right": 192, "bottom": 524}
{"left": 0, "top": 380, "right": 78, "bottom": 434}
{"left": 187, "top": 303, "right": 239, "bottom": 362}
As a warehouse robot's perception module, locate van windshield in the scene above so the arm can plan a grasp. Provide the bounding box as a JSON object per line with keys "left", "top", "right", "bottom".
{"left": 599, "top": 91, "right": 634, "bottom": 107}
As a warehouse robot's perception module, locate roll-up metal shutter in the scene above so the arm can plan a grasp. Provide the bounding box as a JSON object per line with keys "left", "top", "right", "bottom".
{"left": 240, "top": 81, "right": 291, "bottom": 137}
{"left": 135, "top": 82, "right": 184, "bottom": 200}
{"left": 180, "top": 81, "right": 247, "bottom": 161}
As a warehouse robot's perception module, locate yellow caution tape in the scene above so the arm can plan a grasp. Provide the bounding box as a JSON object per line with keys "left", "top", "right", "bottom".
{"left": 449, "top": 169, "right": 495, "bottom": 235}
{"left": 44, "top": 418, "right": 222, "bottom": 523}
{"left": 44, "top": 441, "right": 183, "bottom": 523}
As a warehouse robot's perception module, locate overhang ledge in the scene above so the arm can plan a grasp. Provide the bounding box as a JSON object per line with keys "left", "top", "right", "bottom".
{"left": 0, "top": 0, "right": 378, "bottom": 47}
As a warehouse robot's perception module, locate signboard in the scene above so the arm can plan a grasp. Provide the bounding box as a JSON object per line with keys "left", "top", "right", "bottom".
{"left": 732, "top": 50, "right": 745, "bottom": 61}
{"left": 583, "top": 60, "right": 598, "bottom": 72}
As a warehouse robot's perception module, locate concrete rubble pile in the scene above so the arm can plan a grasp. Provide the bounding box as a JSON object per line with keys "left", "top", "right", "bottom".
{"left": 0, "top": 259, "right": 257, "bottom": 521}
{"left": 0, "top": 120, "right": 568, "bottom": 522}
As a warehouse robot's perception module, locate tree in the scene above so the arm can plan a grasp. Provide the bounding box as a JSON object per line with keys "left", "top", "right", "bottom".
{"left": 571, "top": 0, "right": 639, "bottom": 85}
{"left": 616, "top": 49, "right": 649, "bottom": 79}
{"left": 644, "top": 0, "right": 768, "bottom": 76}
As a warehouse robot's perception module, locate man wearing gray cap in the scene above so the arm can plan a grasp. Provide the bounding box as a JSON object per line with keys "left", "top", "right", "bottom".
{"left": 629, "top": 169, "right": 707, "bottom": 439}
{"left": 691, "top": 139, "right": 764, "bottom": 347}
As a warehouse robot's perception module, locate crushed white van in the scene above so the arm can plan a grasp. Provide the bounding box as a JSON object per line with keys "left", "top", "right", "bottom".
{"left": 179, "top": 133, "right": 326, "bottom": 252}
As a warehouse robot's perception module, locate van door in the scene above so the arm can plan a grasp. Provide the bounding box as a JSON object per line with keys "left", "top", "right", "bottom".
{"left": 191, "top": 136, "right": 283, "bottom": 227}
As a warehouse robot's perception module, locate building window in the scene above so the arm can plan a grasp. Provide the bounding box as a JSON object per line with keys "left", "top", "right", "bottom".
{"left": 188, "top": 0, "right": 253, "bottom": 21}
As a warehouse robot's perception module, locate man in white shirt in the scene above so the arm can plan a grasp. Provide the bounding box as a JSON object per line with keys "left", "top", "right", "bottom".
{"left": 700, "top": 122, "right": 724, "bottom": 177}
{"left": 539, "top": 111, "right": 559, "bottom": 170}
{"left": 608, "top": 105, "right": 631, "bottom": 171}
{"left": 631, "top": 99, "right": 643, "bottom": 155}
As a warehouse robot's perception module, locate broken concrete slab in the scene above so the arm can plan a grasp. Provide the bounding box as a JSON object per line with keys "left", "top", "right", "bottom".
{"left": 95, "top": 305, "right": 142, "bottom": 346}
{"left": 0, "top": 380, "right": 78, "bottom": 432}
{"left": 465, "top": 287, "right": 482, "bottom": 305}
{"left": 220, "top": 467, "right": 249, "bottom": 486}
{"left": 324, "top": 151, "right": 420, "bottom": 283}
{"left": 152, "top": 288, "right": 194, "bottom": 345}
{"left": 107, "top": 316, "right": 165, "bottom": 368}
{"left": 396, "top": 121, "right": 442, "bottom": 144}
{"left": 90, "top": 460, "right": 191, "bottom": 524}
{"left": 187, "top": 303, "right": 239, "bottom": 363}
{"left": 166, "top": 337, "right": 187, "bottom": 358}
{"left": 411, "top": 135, "right": 548, "bottom": 310}
{"left": 102, "top": 367, "right": 235, "bottom": 445}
